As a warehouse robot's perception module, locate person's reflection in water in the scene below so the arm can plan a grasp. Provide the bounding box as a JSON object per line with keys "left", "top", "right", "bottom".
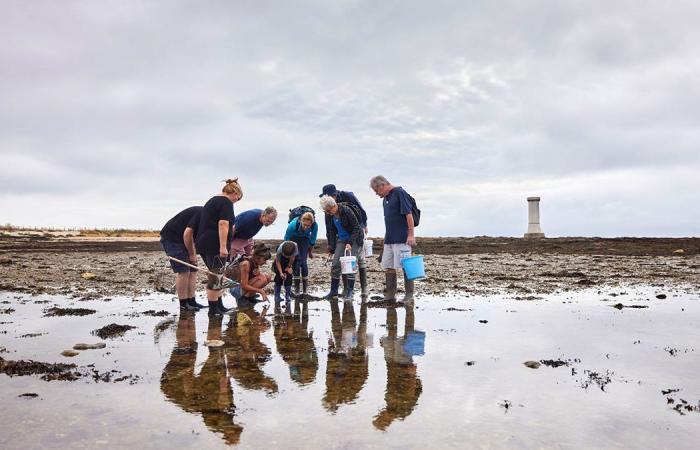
{"left": 373, "top": 303, "right": 424, "bottom": 430}
{"left": 225, "top": 304, "right": 278, "bottom": 394}
{"left": 274, "top": 299, "right": 319, "bottom": 385}
{"left": 160, "top": 312, "right": 243, "bottom": 445}
{"left": 323, "top": 300, "right": 369, "bottom": 412}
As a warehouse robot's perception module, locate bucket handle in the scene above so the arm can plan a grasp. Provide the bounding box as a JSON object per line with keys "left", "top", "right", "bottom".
{"left": 344, "top": 248, "right": 352, "bottom": 257}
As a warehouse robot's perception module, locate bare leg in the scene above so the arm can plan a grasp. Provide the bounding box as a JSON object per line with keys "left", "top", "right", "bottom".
{"left": 175, "top": 273, "right": 190, "bottom": 299}
{"left": 187, "top": 272, "right": 197, "bottom": 298}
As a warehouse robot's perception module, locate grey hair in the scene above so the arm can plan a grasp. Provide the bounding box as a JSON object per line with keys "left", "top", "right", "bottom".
{"left": 370, "top": 175, "right": 390, "bottom": 189}
{"left": 262, "top": 206, "right": 277, "bottom": 217}
{"left": 319, "top": 195, "right": 337, "bottom": 213}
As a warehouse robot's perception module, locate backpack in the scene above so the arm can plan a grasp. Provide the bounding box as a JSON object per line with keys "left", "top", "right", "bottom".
{"left": 407, "top": 193, "right": 421, "bottom": 227}
{"left": 288, "top": 205, "right": 315, "bottom": 223}
{"left": 338, "top": 201, "right": 363, "bottom": 225}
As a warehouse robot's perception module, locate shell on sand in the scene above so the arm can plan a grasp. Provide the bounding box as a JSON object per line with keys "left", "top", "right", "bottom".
{"left": 204, "top": 340, "right": 225, "bottom": 347}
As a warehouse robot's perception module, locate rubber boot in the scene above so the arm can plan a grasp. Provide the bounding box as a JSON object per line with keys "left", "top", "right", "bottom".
{"left": 359, "top": 268, "right": 369, "bottom": 296}
{"left": 343, "top": 277, "right": 355, "bottom": 301}
{"left": 341, "top": 274, "right": 348, "bottom": 298}
{"left": 274, "top": 283, "right": 283, "bottom": 303}
{"left": 284, "top": 285, "right": 292, "bottom": 302}
{"left": 403, "top": 272, "right": 415, "bottom": 303}
{"left": 217, "top": 296, "right": 232, "bottom": 313}
{"left": 383, "top": 272, "right": 398, "bottom": 302}
{"left": 187, "top": 297, "right": 208, "bottom": 309}
{"left": 208, "top": 301, "right": 223, "bottom": 316}
{"left": 179, "top": 298, "right": 199, "bottom": 311}
{"left": 302, "top": 277, "right": 309, "bottom": 296}
{"left": 323, "top": 278, "right": 340, "bottom": 300}
{"left": 293, "top": 277, "right": 301, "bottom": 297}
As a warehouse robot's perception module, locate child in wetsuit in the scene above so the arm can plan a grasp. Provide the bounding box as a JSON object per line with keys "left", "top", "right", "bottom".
{"left": 273, "top": 241, "right": 298, "bottom": 302}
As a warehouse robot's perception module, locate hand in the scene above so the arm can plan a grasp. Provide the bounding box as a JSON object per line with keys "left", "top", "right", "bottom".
{"left": 281, "top": 273, "right": 287, "bottom": 281}
{"left": 188, "top": 254, "right": 197, "bottom": 265}
{"left": 308, "top": 247, "right": 314, "bottom": 259}
{"left": 327, "top": 249, "right": 333, "bottom": 256}
{"left": 364, "top": 227, "right": 368, "bottom": 235}
{"left": 219, "top": 246, "right": 229, "bottom": 259}
{"left": 261, "top": 291, "right": 269, "bottom": 302}
{"left": 285, "top": 267, "right": 293, "bottom": 275}
{"left": 407, "top": 236, "right": 416, "bottom": 247}
{"left": 345, "top": 243, "right": 352, "bottom": 251}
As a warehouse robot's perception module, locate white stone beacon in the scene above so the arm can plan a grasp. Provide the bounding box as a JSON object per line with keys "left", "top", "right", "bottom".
{"left": 524, "top": 196, "right": 545, "bottom": 239}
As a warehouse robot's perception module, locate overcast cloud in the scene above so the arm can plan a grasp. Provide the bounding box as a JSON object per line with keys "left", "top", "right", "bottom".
{"left": 1, "top": 0, "right": 698, "bottom": 238}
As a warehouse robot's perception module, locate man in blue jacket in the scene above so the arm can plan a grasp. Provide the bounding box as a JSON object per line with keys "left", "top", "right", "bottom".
{"left": 319, "top": 184, "right": 369, "bottom": 296}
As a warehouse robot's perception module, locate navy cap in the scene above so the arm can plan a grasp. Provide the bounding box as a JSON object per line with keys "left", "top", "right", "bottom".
{"left": 319, "top": 184, "right": 337, "bottom": 197}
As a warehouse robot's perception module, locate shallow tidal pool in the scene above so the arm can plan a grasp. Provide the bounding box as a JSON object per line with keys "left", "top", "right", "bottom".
{"left": 1, "top": 287, "right": 699, "bottom": 449}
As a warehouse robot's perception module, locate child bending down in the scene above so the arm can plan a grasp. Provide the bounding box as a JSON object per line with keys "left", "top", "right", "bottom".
{"left": 273, "top": 241, "right": 298, "bottom": 302}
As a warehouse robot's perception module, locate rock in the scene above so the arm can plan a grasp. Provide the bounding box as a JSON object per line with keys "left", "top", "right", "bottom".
{"left": 236, "top": 312, "right": 253, "bottom": 327}
{"left": 656, "top": 294, "right": 667, "bottom": 299}
{"left": 73, "top": 343, "right": 107, "bottom": 350}
{"left": 61, "top": 350, "right": 80, "bottom": 357}
{"left": 673, "top": 249, "right": 685, "bottom": 254}
{"left": 0, "top": 257, "right": 12, "bottom": 265}
{"left": 204, "top": 340, "right": 225, "bottom": 347}
{"left": 524, "top": 361, "right": 541, "bottom": 369}
{"left": 81, "top": 272, "right": 97, "bottom": 280}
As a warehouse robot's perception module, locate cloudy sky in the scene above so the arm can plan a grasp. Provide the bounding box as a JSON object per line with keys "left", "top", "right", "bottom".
{"left": 1, "top": 0, "right": 698, "bottom": 238}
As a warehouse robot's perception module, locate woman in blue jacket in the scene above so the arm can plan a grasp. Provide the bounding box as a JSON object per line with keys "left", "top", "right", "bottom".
{"left": 284, "top": 212, "right": 318, "bottom": 297}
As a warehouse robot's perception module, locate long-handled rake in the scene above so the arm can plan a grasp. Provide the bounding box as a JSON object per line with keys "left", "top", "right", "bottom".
{"left": 167, "top": 256, "right": 239, "bottom": 290}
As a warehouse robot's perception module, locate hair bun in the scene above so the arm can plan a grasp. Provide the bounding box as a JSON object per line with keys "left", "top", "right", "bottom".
{"left": 222, "top": 178, "right": 239, "bottom": 184}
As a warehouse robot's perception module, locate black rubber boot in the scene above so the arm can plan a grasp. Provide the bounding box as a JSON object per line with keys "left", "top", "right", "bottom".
{"left": 323, "top": 278, "right": 341, "bottom": 300}
{"left": 187, "top": 297, "right": 208, "bottom": 309}
{"left": 179, "top": 299, "right": 199, "bottom": 311}
{"left": 403, "top": 273, "right": 415, "bottom": 303}
{"left": 383, "top": 272, "right": 397, "bottom": 302}
{"left": 302, "top": 277, "right": 309, "bottom": 295}
{"left": 217, "top": 296, "right": 232, "bottom": 313}
{"left": 359, "top": 268, "right": 369, "bottom": 296}
{"left": 343, "top": 277, "right": 355, "bottom": 301}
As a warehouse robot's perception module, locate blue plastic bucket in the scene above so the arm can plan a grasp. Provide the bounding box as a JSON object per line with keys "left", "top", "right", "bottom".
{"left": 402, "top": 255, "right": 425, "bottom": 280}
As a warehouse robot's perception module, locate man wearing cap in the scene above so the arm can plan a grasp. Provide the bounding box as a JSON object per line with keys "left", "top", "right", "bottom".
{"left": 319, "top": 184, "right": 369, "bottom": 296}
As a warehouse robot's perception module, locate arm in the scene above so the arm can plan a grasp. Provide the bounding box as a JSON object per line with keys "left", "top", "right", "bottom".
{"left": 275, "top": 257, "right": 284, "bottom": 279}
{"left": 286, "top": 255, "right": 296, "bottom": 274}
{"left": 284, "top": 221, "right": 294, "bottom": 241}
{"left": 218, "top": 220, "right": 229, "bottom": 258}
{"left": 406, "top": 213, "right": 416, "bottom": 247}
{"left": 325, "top": 214, "right": 337, "bottom": 253}
{"left": 310, "top": 222, "right": 318, "bottom": 246}
{"left": 183, "top": 227, "right": 197, "bottom": 264}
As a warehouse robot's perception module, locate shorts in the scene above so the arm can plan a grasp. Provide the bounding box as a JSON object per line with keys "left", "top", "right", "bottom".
{"left": 200, "top": 253, "right": 227, "bottom": 273}
{"left": 381, "top": 243, "right": 412, "bottom": 270}
{"left": 161, "top": 239, "right": 196, "bottom": 273}
{"left": 230, "top": 238, "right": 254, "bottom": 257}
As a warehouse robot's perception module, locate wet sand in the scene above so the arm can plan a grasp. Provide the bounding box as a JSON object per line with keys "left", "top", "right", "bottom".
{"left": 1, "top": 235, "right": 699, "bottom": 448}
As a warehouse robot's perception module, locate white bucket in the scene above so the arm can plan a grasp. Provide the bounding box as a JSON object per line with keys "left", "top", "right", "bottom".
{"left": 340, "top": 249, "right": 358, "bottom": 274}
{"left": 363, "top": 239, "right": 373, "bottom": 257}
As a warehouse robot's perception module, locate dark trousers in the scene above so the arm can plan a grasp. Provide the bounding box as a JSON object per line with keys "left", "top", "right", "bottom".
{"left": 292, "top": 237, "right": 310, "bottom": 278}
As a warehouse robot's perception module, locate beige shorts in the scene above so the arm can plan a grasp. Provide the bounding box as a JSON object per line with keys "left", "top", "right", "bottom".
{"left": 381, "top": 243, "right": 412, "bottom": 270}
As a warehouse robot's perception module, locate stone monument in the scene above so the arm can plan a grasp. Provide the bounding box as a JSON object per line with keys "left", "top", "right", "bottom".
{"left": 524, "top": 196, "right": 545, "bottom": 239}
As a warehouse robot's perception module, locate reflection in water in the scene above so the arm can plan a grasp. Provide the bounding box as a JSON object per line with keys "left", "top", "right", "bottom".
{"left": 273, "top": 300, "right": 318, "bottom": 385}
{"left": 160, "top": 306, "right": 278, "bottom": 445}
{"left": 373, "top": 303, "right": 424, "bottom": 430}
{"left": 323, "top": 300, "right": 369, "bottom": 412}
{"left": 160, "top": 313, "right": 242, "bottom": 444}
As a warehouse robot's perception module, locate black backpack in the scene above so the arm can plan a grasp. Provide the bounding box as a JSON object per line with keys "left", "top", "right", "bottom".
{"left": 338, "top": 202, "right": 363, "bottom": 225}
{"left": 288, "top": 205, "right": 315, "bottom": 223}
{"left": 407, "top": 192, "right": 421, "bottom": 227}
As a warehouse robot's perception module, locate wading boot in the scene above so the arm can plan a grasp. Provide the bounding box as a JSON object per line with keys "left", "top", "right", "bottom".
{"left": 359, "top": 267, "right": 369, "bottom": 297}
{"left": 187, "top": 297, "right": 208, "bottom": 309}
{"left": 293, "top": 277, "right": 301, "bottom": 297}
{"left": 217, "top": 296, "right": 232, "bottom": 313}
{"left": 302, "top": 277, "right": 309, "bottom": 297}
{"left": 179, "top": 298, "right": 199, "bottom": 312}
{"left": 323, "top": 277, "right": 340, "bottom": 300}
{"left": 382, "top": 272, "right": 398, "bottom": 302}
{"left": 403, "top": 273, "right": 415, "bottom": 304}
{"left": 343, "top": 277, "right": 355, "bottom": 301}
{"left": 341, "top": 274, "right": 348, "bottom": 298}
{"left": 274, "top": 284, "right": 283, "bottom": 303}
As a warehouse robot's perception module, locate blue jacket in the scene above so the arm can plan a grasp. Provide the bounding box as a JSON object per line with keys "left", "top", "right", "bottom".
{"left": 284, "top": 217, "right": 318, "bottom": 245}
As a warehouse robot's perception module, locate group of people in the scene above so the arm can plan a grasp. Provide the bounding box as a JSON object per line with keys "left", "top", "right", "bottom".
{"left": 159, "top": 175, "right": 418, "bottom": 316}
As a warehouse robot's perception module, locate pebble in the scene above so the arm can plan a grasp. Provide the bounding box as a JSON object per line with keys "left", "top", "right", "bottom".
{"left": 524, "top": 361, "right": 541, "bottom": 369}
{"left": 204, "top": 340, "right": 225, "bottom": 347}
{"left": 73, "top": 343, "right": 107, "bottom": 350}
{"left": 673, "top": 249, "right": 685, "bottom": 254}
{"left": 656, "top": 294, "right": 667, "bottom": 299}
{"left": 61, "top": 350, "right": 80, "bottom": 357}
{"left": 81, "top": 272, "right": 97, "bottom": 280}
